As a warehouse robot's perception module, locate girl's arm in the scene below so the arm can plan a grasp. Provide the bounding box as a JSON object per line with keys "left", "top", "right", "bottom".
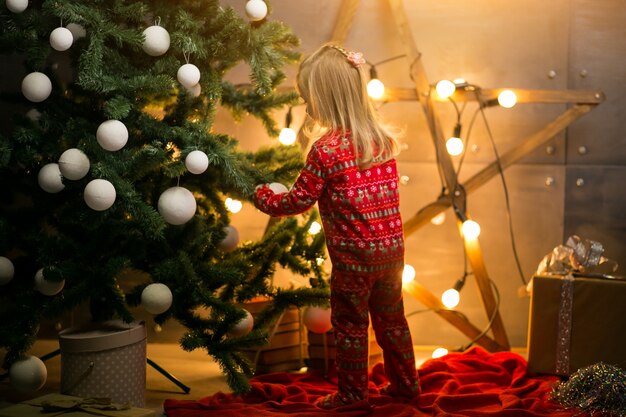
{"left": 253, "top": 145, "right": 326, "bottom": 217}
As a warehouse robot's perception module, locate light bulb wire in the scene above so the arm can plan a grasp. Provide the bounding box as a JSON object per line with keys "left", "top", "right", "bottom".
{"left": 457, "top": 278, "right": 501, "bottom": 352}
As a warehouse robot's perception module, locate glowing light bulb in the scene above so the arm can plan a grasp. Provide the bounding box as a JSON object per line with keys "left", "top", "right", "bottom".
{"left": 461, "top": 219, "right": 481, "bottom": 240}
{"left": 435, "top": 80, "right": 455, "bottom": 98}
{"left": 402, "top": 264, "right": 416, "bottom": 284}
{"left": 453, "top": 78, "right": 466, "bottom": 85}
{"left": 278, "top": 127, "right": 297, "bottom": 145}
{"left": 367, "top": 78, "right": 385, "bottom": 100}
{"left": 497, "top": 90, "right": 517, "bottom": 108}
{"left": 441, "top": 288, "right": 460, "bottom": 309}
{"left": 308, "top": 221, "right": 322, "bottom": 235}
{"left": 446, "top": 137, "right": 464, "bottom": 156}
{"left": 432, "top": 347, "right": 449, "bottom": 359}
{"left": 225, "top": 198, "right": 243, "bottom": 213}
{"left": 430, "top": 212, "right": 446, "bottom": 226}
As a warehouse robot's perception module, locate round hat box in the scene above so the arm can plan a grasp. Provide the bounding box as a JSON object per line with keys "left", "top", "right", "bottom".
{"left": 59, "top": 320, "right": 147, "bottom": 407}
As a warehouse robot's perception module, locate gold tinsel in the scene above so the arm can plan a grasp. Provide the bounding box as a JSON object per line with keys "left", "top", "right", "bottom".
{"left": 551, "top": 363, "right": 626, "bottom": 416}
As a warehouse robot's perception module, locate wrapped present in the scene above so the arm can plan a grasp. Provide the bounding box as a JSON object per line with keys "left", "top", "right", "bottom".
{"left": 59, "top": 320, "right": 147, "bottom": 407}
{"left": 0, "top": 393, "right": 155, "bottom": 417}
{"left": 527, "top": 274, "right": 626, "bottom": 376}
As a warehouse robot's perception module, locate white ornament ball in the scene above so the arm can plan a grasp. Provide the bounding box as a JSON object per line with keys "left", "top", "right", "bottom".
{"left": 245, "top": 0, "right": 268, "bottom": 21}
{"left": 21, "top": 72, "right": 52, "bottom": 103}
{"left": 5, "top": 0, "right": 28, "bottom": 13}
{"left": 96, "top": 120, "right": 128, "bottom": 151}
{"left": 84, "top": 179, "right": 116, "bottom": 211}
{"left": 142, "top": 25, "right": 170, "bottom": 56}
{"left": 141, "top": 283, "right": 173, "bottom": 315}
{"left": 49, "top": 27, "right": 73, "bottom": 51}
{"left": 34, "top": 268, "right": 65, "bottom": 296}
{"left": 9, "top": 356, "right": 47, "bottom": 393}
{"left": 269, "top": 182, "right": 289, "bottom": 194}
{"left": 38, "top": 163, "right": 65, "bottom": 193}
{"left": 184, "top": 82, "right": 201, "bottom": 97}
{"left": 185, "top": 150, "right": 209, "bottom": 174}
{"left": 66, "top": 23, "right": 86, "bottom": 40}
{"left": 303, "top": 306, "right": 332, "bottom": 334}
{"left": 219, "top": 225, "right": 239, "bottom": 252}
{"left": 26, "top": 108, "right": 41, "bottom": 121}
{"left": 157, "top": 186, "right": 197, "bottom": 225}
{"left": 177, "top": 64, "right": 200, "bottom": 89}
{"left": 0, "top": 256, "right": 15, "bottom": 285}
{"left": 230, "top": 309, "right": 254, "bottom": 337}
{"left": 58, "top": 148, "right": 90, "bottom": 180}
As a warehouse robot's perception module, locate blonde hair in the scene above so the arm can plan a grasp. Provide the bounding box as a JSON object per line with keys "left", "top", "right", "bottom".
{"left": 296, "top": 43, "right": 400, "bottom": 168}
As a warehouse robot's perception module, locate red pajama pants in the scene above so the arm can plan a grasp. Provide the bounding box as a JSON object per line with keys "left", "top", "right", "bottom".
{"left": 330, "top": 267, "right": 420, "bottom": 402}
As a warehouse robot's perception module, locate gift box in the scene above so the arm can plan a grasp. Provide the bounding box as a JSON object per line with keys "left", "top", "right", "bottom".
{"left": 0, "top": 393, "right": 155, "bottom": 417}
{"left": 527, "top": 274, "right": 626, "bottom": 376}
{"left": 59, "top": 320, "right": 147, "bottom": 407}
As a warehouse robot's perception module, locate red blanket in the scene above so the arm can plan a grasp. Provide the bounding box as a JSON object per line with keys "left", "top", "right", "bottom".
{"left": 164, "top": 347, "right": 574, "bottom": 416}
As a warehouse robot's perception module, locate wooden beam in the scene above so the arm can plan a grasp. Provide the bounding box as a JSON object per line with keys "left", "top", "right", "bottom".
{"left": 330, "top": 0, "right": 361, "bottom": 44}
{"left": 383, "top": 87, "right": 605, "bottom": 104}
{"left": 402, "top": 280, "right": 504, "bottom": 352}
{"left": 403, "top": 104, "right": 597, "bottom": 237}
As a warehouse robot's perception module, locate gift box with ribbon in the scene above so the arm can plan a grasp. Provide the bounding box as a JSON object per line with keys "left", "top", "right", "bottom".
{"left": 527, "top": 235, "right": 626, "bottom": 376}
{"left": 0, "top": 393, "right": 155, "bottom": 417}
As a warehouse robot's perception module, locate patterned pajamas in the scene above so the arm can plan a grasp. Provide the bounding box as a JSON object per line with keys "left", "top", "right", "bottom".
{"left": 253, "top": 130, "right": 419, "bottom": 403}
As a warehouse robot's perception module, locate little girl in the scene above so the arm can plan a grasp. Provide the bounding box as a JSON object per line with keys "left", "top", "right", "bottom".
{"left": 253, "top": 43, "right": 419, "bottom": 409}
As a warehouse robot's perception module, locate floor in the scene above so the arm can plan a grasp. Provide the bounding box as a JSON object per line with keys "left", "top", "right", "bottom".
{"left": 0, "top": 339, "right": 526, "bottom": 416}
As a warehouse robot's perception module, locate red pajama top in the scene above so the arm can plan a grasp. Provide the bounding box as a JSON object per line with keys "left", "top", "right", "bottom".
{"left": 253, "top": 130, "right": 405, "bottom": 273}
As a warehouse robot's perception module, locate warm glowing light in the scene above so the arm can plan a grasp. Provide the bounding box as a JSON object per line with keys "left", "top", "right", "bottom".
{"left": 461, "top": 219, "right": 481, "bottom": 240}
{"left": 435, "top": 80, "right": 455, "bottom": 98}
{"left": 432, "top": 347, "right": 449, "bottom": 359}
{"left": 430, "top": 212, "right": 446, "bottom": 226}
{"left": 278, "top": 127, "right": 297, "bottom": 146}
{"left": 308, "top": 221, "right": 322, "bottom": 235}
{"left": 497, "top": 90, "right": 517, "bottom": 108}
{"left": 367, "top": 78, "right": 385, "bottom": 100}
{"left": 225, "top": 198, "right": 243, "bottom": 213}
{"left": 402, "top": 264, "right": 416, "bottom": 284}
{"left": 441, "top": 288, "right": 460, "bottom": 309}
{"left": 453, "top": 78, "right": 466, "bottom": 85}
{"left": 446, "top": 137, "right": 464, "bottom": 156}
{"left": 316, "top": 257, "right": 325, "bottom": 266}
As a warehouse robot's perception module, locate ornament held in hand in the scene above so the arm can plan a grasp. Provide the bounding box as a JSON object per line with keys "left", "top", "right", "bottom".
{"left": 158, "top": 186, "right": 197, "bottom": 225}
{"left": 141, "top": 283, "right": 173, "bottom": 315}
{"left": 245, "top": 0, "right": 268, "bottom": 21}
{"left": 96, "top": 120, "right": 128, "bottom": 151}
{"left": 38, "top": 163, "right": 65, "bottom": 193}
{"left": 58, "top": 148, "right": 90, "bottom": 180}
{"left": 34, "top": 268, "right": 65, "bottom": 296}
{"left": 9, "top": 356, "right": 47, "bottom": 392}
{"left": 0, "top": 256, "right": 15, "bottom": 285}
{"left": 185, "top": 150, "right": 209, "bottom": 174}
{"left": 303, "top": 306, "right": 332, "bottom": 334}
{"left": 269, "top": 182, "right": 289, "bottom": 194}
{"left": 230, "top": 309, "right": 254, "bottom": 337}
{"left": 177, "top": 64, "right": 200, "bottom": 89}
{"left": 84, "top": 179, "right": 116, "bottom": 211}
{"left": 21, "top": 72, "right": 52, "bottom": 103}
{"left": 142, "top": 25, "right": 170, "bottom": 56}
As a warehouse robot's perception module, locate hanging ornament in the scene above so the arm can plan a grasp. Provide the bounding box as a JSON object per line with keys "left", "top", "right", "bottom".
{"left": 153, "top": 323, "right": 162, "bottom": 333}
{"left": 96, "top": 120, "right": 128, "bottom": 151}
{"left": 230, "top": 309, "right": 254, "bottom": 337}
{"left": 26, "top": 108, "right": 41, "bottom": 122}
{"left": 303, "top": 306, "right": 332, "bottom": 334}
{"left": 5, "top": 0, "right": 28, "bottom": 13}
{"left": 142, "top": 25, "right": 170, "bottom": 56}
{"left": 269, "top": 182, "right": 289, "bottom": 194}
{"left": 66, "top": 23, "right": 86, "bottom": 40}
{"left": 83, "top": 179, "right": 116, "bottom": 211}
{"left": 0, "top": 256, "right": 15, "bottom": 285}
{"left": 9, "top": 356, "right": 47, "bottom": 392}
{"left": 177, "top": 64, "right": 200, "bottom": 89}
{"left": 38, "top": 163, "right": 65, "bottom": 193}
{"left": 185, "top": 150, "right": 209, "bottom": 174}
{"left": 184, "top": 83, "right": 201, "bottom": 97}
{"left": 245, "top": 0, "right": 268, "bottom": 21}
{"left": 34, "top": 268, "right": 65, "bottom": 296}
{"left": 49, "top": 27, "right": 73, "bottom": 52}
{"left": 141, "top": 283, "right": 173, "bottom": 315}
{"left": 21, "top": 72, "right": 52, "bottom": 103}
{"left": 157, "top": 186, "right": 197, "bottom": 225}
{"left": 219, "top": 225, "right": 239, "bottom": 252}
{"left": 58, "top": 148, "right": 90, "bottom": 180}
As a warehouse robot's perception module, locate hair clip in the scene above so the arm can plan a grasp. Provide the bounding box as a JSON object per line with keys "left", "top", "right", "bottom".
{"left": 346, "top": 51, "right": 365, "bottom": 68}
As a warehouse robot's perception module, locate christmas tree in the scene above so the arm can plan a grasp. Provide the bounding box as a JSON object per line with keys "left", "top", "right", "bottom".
{"left": 0, "top": 0, "right": 329, "bottom": 393}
